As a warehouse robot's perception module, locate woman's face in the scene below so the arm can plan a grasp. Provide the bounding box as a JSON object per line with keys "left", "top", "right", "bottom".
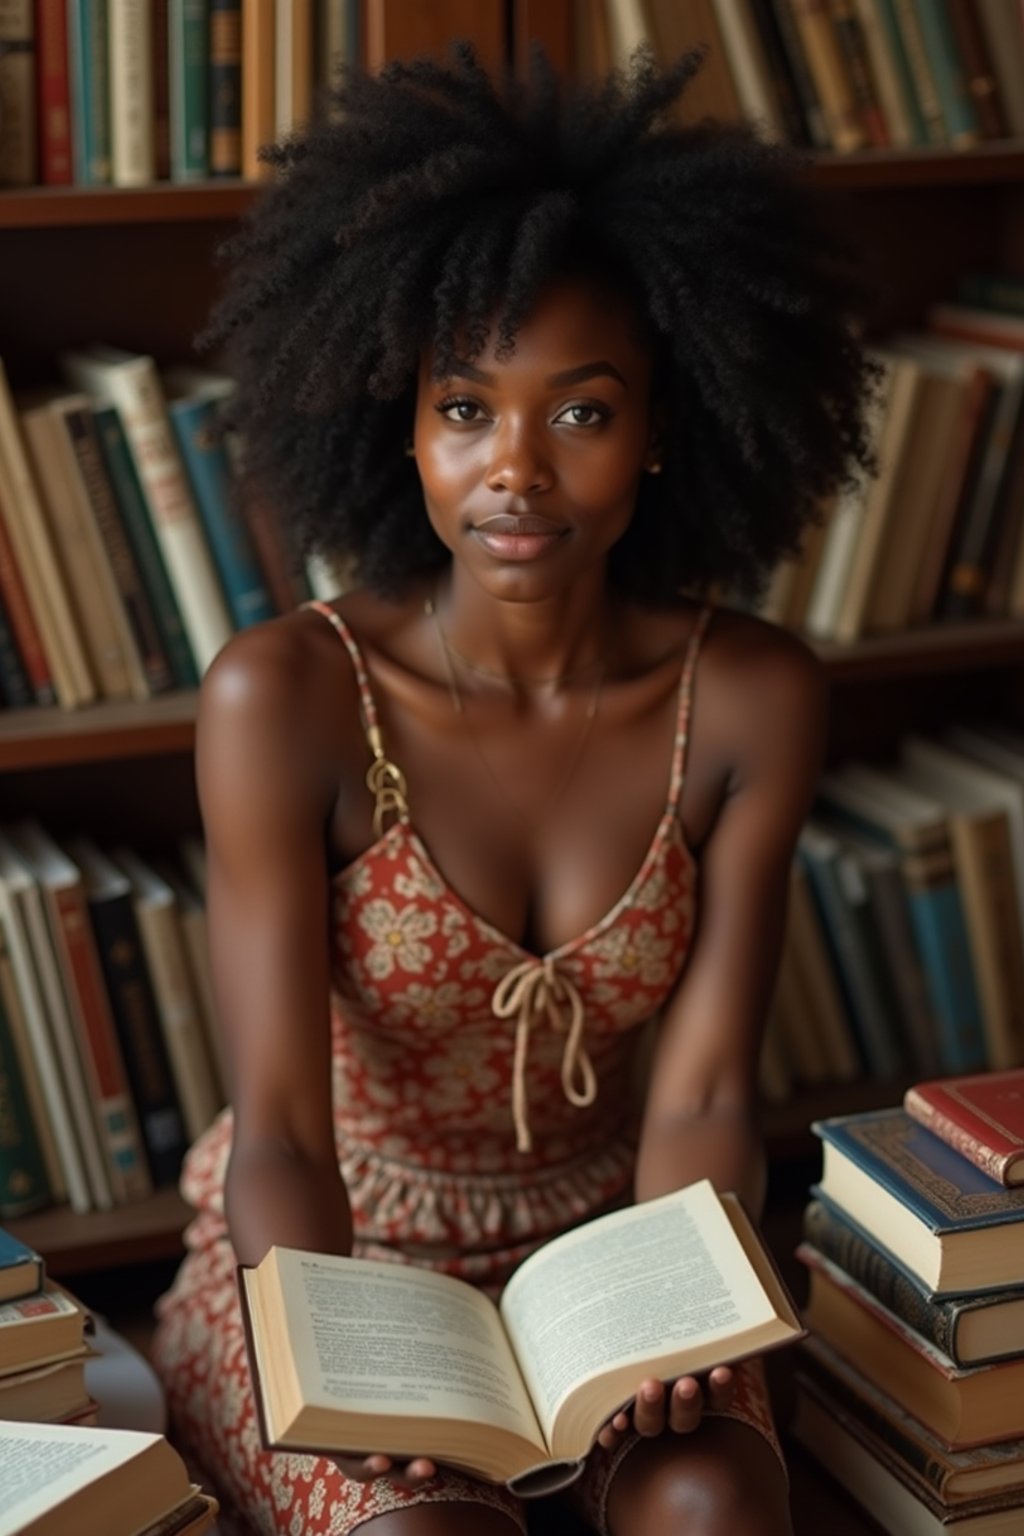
{"left": 413, "top": 275, "right": 657, "bottom": 599}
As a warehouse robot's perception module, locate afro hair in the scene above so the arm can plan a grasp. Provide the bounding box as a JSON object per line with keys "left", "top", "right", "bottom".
{"left": 202, "top": 42, "right": 879, "bottom": 606}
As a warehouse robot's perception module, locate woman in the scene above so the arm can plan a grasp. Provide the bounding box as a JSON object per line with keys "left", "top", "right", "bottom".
{"left": 153, "top": 42, "right": 876, "bottom": 1536}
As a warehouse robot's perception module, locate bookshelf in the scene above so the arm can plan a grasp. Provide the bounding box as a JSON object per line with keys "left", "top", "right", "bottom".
{"left": 4, "top": 4, "right": 1024, "bottom": 1284}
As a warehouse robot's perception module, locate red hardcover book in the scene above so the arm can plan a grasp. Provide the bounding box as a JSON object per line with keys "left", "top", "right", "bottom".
{"left": 905, "top": 1071, "right": 1024, "bottom": 1187}
{"left": 34, "top": 0, "right": 72, "bottom": 184}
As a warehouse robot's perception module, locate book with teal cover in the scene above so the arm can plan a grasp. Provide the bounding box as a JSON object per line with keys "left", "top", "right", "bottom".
{"left": 813, "top": 1108, "right": 1024, "bottom": 1233}
{"left": 874, "top": 0, "right": 929, "bottom": 144}
{"left": 169, "top": 0, "right": 209, "bottom": 180}
{"left": 68, "top": 0, "right": 111, "bottom": 185}
{"left": 169, "top": 395, "right": 275, "bottom": 629}
{"left": 912, "top": 0, "right": 980, "bottom": 146}
{"left": 0, "top": 1227, "right": 43, "bottom": 1300}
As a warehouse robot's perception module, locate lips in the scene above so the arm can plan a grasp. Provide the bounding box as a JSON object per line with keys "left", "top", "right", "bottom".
{"left": 471, "top": 514, "right": 568, "bottom": 563}
{"left": 474, "top": 513, "right": 566, "bottom": 537}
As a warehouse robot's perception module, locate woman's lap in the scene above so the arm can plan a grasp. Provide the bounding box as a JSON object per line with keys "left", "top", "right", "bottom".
{"left": 153, "top": 1255, "right": 785, "bottom": 1536}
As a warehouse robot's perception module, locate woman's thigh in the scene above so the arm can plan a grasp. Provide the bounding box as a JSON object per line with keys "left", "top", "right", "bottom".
{"left": 358, "top": 1505, "right": 525, "bottom": 1535}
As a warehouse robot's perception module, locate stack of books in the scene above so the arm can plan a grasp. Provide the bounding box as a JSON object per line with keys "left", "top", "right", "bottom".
{"left": 0, "top": 1419, "right": 218, "bottom": 1535}
{"left": 793, "top": 1070, "right": 1024, "bottom": 1534}
{"left": 0, "top": 823, "right": 225, "bottom": 1219}
{"left": 0, "top": 1, "right": 359, "bottom": 189}
{"left": 0, "top": 1226, "right": 94, "bottom": 1427}
{"left": 758, "top": 725, "right": 1024, "bottom": 1105}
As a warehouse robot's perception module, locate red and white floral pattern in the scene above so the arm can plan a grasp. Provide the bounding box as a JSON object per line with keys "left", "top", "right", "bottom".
{"left": 153, "top": 601, "right": 784, "bottom": 1533}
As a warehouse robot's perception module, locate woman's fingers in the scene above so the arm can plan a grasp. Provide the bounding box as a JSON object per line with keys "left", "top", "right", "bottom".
{"left": 334, "top": 1454, "right": 437, "bottom": 1486}
{"left": 706, "top": 1365, "right": 736, "bottom": 1412}
{"left": 632, "top": 1379, "right": 667, "bottom": 1437}
{"left": 668, "top": 1377, "right": 703, "bottom": 1434}
{"left": 597, "top": 1410, "right": 632, "bottom": 1449}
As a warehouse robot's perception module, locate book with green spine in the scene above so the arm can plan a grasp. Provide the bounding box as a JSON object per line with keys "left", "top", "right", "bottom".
{"left": 169, "top": 0, "right": 209, "bottom": 180}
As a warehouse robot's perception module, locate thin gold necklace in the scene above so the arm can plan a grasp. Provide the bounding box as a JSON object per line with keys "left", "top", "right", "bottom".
{"left": 424, "top": 593, "right": 605, "bottom": 828}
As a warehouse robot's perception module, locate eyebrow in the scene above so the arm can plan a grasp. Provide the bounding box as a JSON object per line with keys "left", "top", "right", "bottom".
{"left": 446, "top": 359, "right": 629, "bottom": 389}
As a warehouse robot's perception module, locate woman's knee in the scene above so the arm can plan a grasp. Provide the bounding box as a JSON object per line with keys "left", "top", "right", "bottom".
{"left": 606, "top": 1420, "right": 793, "bottom": 1536}
{"left": 357, "top": 1501, "right": 524, "bottom": 1535}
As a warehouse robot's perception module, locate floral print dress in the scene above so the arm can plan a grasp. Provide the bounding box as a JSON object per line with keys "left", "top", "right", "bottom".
{"left": 152, "top": 599, "right": 783, "bottom": 1535}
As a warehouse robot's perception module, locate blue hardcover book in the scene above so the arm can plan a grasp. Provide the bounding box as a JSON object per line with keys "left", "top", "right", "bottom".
{"left": 813, "top": 1108, "right": 1024, "bottom": 1297}
{"left": 0, "top": 1228, "right": 43, "bottom": 1303}
{"left": 168, "top": 394, "right": 276, "bottom": 630}
{"left": 68, "top": 0, "right": 111, "bottom": 186}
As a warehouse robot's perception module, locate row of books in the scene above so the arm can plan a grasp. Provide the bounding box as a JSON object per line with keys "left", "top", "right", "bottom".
{"left": 0, "top": 347, "right": 316, "bottom": 712}
{"left": 0, "top": 824, "right": 225, "bottom": 1219}
{"left": 793, "top": 1071, "right": 1024, "bottom": 1534}
{"left": 595, "top": 0, "right": 1024, "bottom": 153}
{"left": 759, "top": 724, "right": 1024, "bottom": 1103}
{"left": 751, "top": 276, "right": 1024, "bottom": 643}
{"left": 0, "top": 1, "right": 359, "bottom": 190}
{"left": 0, "top": 1223, "right": 217, "bottom": 1533}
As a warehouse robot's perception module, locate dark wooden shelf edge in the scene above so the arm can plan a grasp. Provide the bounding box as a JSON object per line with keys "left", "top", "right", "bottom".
{"left": 807, "top": 618, "right": 1024, "bottom": 682}
{"left": 811, "top": 138, "right": 1024, "bottom": 188}
{"left": 0, "top": 691, "right": 198, "bottom": 770}
{"left": 6, "top": 1186, "right": 192, "bottom": 1277}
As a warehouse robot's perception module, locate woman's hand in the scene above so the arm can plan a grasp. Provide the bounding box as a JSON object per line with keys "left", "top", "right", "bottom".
{"left": 332, "top": 1453, "right": 437, "bottom": 1488}
{"left": 596, "top": 1366, "right": 736, "bottom": 1451}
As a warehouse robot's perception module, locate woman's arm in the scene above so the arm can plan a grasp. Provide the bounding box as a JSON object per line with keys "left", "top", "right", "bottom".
{"left": 634, "top": 624, "right": 829, "bottom": 1219}
{"left": 196, "top": 622, "right": 352, "bottom": 1269}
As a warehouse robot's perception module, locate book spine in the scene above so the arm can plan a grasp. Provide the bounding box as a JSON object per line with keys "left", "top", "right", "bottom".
{"left": 0, "top": 367, "right": 95, "bottom": 707}
{"left": 902, "top": 855, "right": 986, "bottom": 1071}
{"left": 242, "top": 0, "right": 275, "bottom": 179}
{"left": 49, "top": 885, "right": 151, "bottom": 1202}
{"left": 0, "top": 466, "right": 55, "bottom": 705}
{"left": 709, "top": 0, "right": 786, "bottom": 137}
{"left": 88, "top": 891, "right": 187, "bottom": 1186}
{"left": 850, "top": 0, "right": 914, "bottom": 145}
{"left": 109, "top": 0, "right": 154, "bottom": 185}
{"left": 0, "top": 937, "right": 65, "bottom": 1200}
{"left": 0, "top": 595, "right": 33, "bottom": 707}
{"left": 948, "top": 812, "right": 1024, "bottom": 1071}
{"left": 93, "top": 404, "right": 199, "bottom": 690}
{"left": 790, "top": 0, "right": 867, "bottom": 150}
{"left": 67, "top": 0, "right": 111, "bottom": 184}
{"left": 169, "top": 0, "right": 209, "bottom": 180}
{"left": 152, "top": 0, "right": 171, "bottom": 179}
{"left": 802, "top": 1204, "right": 960, "bottom": 1361}
{"left": 942, "top": 373, "right": 1024, "bottom": 618}
{"left": 945, "top": 0, "right": 1006, "bottom": 138}
{"left": 169, "top": 397, "right": 275, "bottom": 628}
{"left": 209, "top": 0, "right": 242, "bottom": 175}
{"left": 870, "top": 0, "right": 929, "bottom": 141}
{"left": 976, "top": 0, "right": 1024, "bottom": 135}
{"left": 0, "top": 982, "right": 50, "bottom": 1216}
{"left": 904, "top": 1085, "right": 1019, "bottom": 1185}
{"left": 911, "top": 0, "right": 980, "bottom": 146}
{"left": 865, "top": 862, "right": 941, "bottom": 1076}
{"left": 770, "top": 0, "right": 832, "bottom": 146}
{"left": 748, "top": 0, "right": 813, "bottom": 144}
{"left": 829, "top": 0, "right": 890, "bottom": 145}
{"left": 64, "top": 406, "right": 174, "bottom": 697}
{"left": 891, "top": 0, "right": 947, "bottom": 141}
{"left": 76, "top": 358, "right": 232, "bottom": 673}
{"left": 34, "top": 0, "right": 72, "bottom": 182}
{"left": 0, "top": 1, "right": 37, "bottom": 186}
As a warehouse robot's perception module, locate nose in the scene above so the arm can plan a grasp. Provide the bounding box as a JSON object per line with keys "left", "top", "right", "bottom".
{"left": 484, "top": 422, "right": 554, "bottom": 497}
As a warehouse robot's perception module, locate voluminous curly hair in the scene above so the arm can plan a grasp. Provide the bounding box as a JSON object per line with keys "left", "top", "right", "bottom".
{"left": 203, "top": 43, "right": 878, "bottom": 606}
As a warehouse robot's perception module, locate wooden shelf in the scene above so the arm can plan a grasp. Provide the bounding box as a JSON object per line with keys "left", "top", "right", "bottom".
{"left": 0, "top": 691, "right": 198, "bottom": 771}
{"left": 2, "top": 622, "right": 1023, "bottom": 769}
{"left": 0, "top": 181, "right": 260, "bottom": 229}
{"left": 2, "top": 140, "right": 1024, "bottom": 231}
{"left": 811, "top": 139, "right": 1024, "bottom": 189}
{"left": 6, "top": 1186, "right": 192, "bottom": 1277}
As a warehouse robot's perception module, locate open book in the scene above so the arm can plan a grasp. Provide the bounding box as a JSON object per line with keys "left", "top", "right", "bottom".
{"left": 240, "top": 1180, "right": 804, "bottom": 1493}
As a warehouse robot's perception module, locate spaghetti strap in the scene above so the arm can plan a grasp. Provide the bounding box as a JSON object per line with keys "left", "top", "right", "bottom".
{"left": 303, "top": 600, "right": 410, "bottom": 834}
{"left": 667, "top": 603, "right": 714, "bottom": 808}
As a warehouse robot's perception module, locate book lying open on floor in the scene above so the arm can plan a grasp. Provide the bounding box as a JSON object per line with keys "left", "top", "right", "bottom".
{"left": 0, "top": 1421, "right": 218, "bottom": 1536}
{"left": 240, "top": 1180, "right": 804, "bottom": 1493}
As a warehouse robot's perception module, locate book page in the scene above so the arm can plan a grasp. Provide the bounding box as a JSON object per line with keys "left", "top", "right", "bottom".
{"left": 266, "top": 1251, "right": 544, "bottom": 1449}
{"left": 0, "top": 1422, "right": 157, "bottom": 1527}
{"left": 499, "top": 1182, "right": 774, "bottom": 1440}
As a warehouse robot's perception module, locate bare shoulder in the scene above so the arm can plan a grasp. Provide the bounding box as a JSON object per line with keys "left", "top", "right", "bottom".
{"left": 702, "top": 604, "right": 829, "bottom": 793}
{"left": 198, "top": 610, "right": 345, "bottom": 756}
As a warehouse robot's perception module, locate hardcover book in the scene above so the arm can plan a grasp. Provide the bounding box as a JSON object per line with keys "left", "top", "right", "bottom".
{"left": 813, "top": 1107, "right": 1024, "bottom": 1294}
{"left": 0, "top": 1229, "right": 43, "bottom": 1305}
{"left": 804, "top": 1196, "right": 1024, "bottom": 1367}
{"left": 241, "top": 1182, "right": 803, "bottom": 1490}
{"left": 905, "top": 1071, "right": 1024, "bottom": 1187}
{"left": 0, "top": 1285, "right": 86, "bottom": 1375}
